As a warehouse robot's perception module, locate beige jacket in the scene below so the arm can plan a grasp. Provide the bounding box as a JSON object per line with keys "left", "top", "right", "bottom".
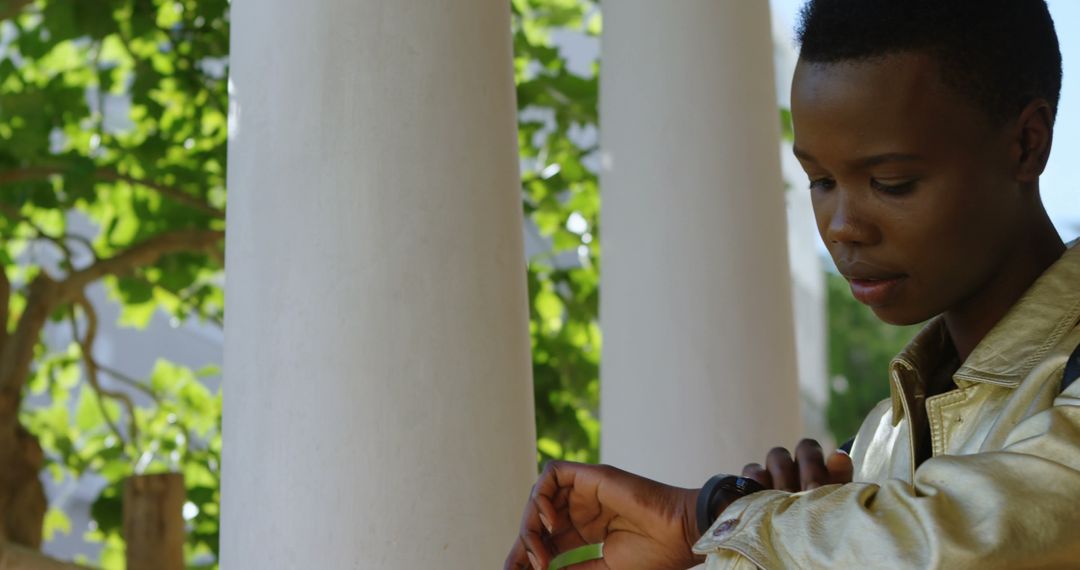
{"left": 694, "top": 241, "right": 1080, "bottom": 569}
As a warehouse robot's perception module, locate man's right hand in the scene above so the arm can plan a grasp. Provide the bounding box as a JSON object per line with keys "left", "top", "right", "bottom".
{"left": 504, "top": 461, "right": 703, "bottom": 570}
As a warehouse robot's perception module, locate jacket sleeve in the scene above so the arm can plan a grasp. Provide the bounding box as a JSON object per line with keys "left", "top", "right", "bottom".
{"left": 693, "top": 381, "right": 1080, "bottom": 569}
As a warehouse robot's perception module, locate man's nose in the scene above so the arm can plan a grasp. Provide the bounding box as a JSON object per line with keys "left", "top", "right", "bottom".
{"left": 824, "top": 189, "right": 879, "bottom": 246}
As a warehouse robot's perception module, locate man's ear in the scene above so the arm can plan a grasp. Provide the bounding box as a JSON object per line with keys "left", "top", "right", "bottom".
{"left": 1013, "top": 98, "right": 1054, "bottom": 183}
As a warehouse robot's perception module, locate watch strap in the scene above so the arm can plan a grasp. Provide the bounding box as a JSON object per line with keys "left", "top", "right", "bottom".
{"left": 695, "top": 474, "right": 765, "bottom": 537}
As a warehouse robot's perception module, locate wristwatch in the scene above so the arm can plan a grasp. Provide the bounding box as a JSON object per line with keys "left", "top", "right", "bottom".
{"left": 695, "top": 474, "right": 766, "bottom": 536}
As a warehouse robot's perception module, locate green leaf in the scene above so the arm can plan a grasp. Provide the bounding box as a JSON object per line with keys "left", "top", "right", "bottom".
{"left": 98, "top": 456, "right": 130, "bottom": 481}
{"left": 150, "top": 359, "right": 191, "bottom": 394}
{"left": 536, "top": 437, "right": 564, "bottom": 458}
{"left": 586, "top": 12, "right": 602, "bottom": 36}
{"left": 91, "top": 486, "right": 124, "bottom": 535}
{"left": 43, "top": 507, "right": 72, "bottom": 541}
{"left": 55, "top": 358, "right": 81, "bottom": 390}
{"left": 535, "top": 287, "right": 564, "bottom": 325}
{"left": 75, "top": 387, "right": 105, "bottom": 432}
{"left": 118, "top": 299, "right": 157, "bottom": 328}
{"left": 40, "top": 399, "right": 70, "bottom": 436}
{"left": 47, "top": 463, "right": 67, "bottom": 484}
{"left": 194, "top": 364, "right": 221, "bottom": 378}
{"left": 780, "top": 108, "right": 794, "bottom": 143}
{"left": 98, "top": 532, "right": 126, "bottom": 570}
{"left": 41, "top": 1, "right": 81, "bottom": 43}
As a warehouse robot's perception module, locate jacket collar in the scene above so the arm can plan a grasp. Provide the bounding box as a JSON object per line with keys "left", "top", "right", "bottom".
{"left": 954, "top": 239, "right": 1080, "bottom": 387}
{"left": 888, "top": 316, "right": 950, "bottom": 422}
{"left": 887, "top": 239, "right": 1080, "bottom": 419}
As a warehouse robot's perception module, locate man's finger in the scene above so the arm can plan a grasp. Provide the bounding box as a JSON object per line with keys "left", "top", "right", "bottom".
{"left": 795, "top": 438, "right": 828, "bottom": 491}
{"left": 509, "top": 463, "right": 566, "bottom": 570}
{"left": 534, "top": 492, "right": 559, "bottom": 534}
{"left": 827, "top": 450, "right": 854, "bottom": 485}
{"left": 522, "top": 528, "right": 551, "bottom": 570}
{"left": 741, "top": 462, "right": 773, "bottom": 489}
{"left": 766, "top": 447, "right": 798, "bottom": 491}
{"left": 547, "top": 527, "right": 591, "bottom": 559}
{"left": 504, "top": 537, "right": 540, "bottom": 570}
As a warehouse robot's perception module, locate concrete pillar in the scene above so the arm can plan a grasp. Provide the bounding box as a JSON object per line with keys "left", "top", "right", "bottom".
{"left": 221, "top": 1, "right": 536, "bottom": 568}
{"left": 599, "top": 1, "right": 801, "bottom": 487}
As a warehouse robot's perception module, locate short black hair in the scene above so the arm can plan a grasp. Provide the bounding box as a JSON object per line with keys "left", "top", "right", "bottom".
{"left": 796, "top": 0, "right": 1063, "bottom": 125}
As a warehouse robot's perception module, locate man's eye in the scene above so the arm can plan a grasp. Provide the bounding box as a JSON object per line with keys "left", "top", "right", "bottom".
{"left": 808, "top": 178, "right": 835, "bottom": 191}
{"left": 870, "top": 179, "right": 917, "bottom": 195}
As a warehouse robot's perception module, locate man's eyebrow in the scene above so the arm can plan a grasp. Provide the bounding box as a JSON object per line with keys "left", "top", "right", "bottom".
{"left": 791, "top": 147, "right": 924, "bottom": 168}
{"left": 854, "top": 153, "right": 924, "bottom": 168}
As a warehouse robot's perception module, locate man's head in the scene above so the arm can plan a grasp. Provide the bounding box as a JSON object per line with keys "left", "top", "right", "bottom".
{"left": 797, "top": 0, "right": 1062, "bottom": 125}
{"left": 791, "top": 0, "right": 1063, "bottom": 326}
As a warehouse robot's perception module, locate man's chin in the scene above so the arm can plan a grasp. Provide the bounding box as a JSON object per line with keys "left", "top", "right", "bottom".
{"left": 868, "top": 304, "right": 931, "bottom": 327}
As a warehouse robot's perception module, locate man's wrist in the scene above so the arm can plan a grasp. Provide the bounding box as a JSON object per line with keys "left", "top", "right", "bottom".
{"left": 695, "top": 475, "right": 766, "bottom": 538}
{"left": 680, "top": 487, "right": 708, "bottom": 566}
{"left": 707, "top": 489, "right": 737, "bottom": 530}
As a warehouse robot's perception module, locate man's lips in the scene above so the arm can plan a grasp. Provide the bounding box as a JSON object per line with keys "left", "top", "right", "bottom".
{"left": 844, "top": 275, "right": 907, "bottom": 306}
{"left": 838, "top": 261, "right": 907, "bottom": 306}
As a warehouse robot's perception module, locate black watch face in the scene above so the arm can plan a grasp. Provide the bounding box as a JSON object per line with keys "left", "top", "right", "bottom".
{"left": 726, "top": 476, "right": 763, "bottom": 496}
{"left": 735, "top": 477, "right": 756, "bottom": 493}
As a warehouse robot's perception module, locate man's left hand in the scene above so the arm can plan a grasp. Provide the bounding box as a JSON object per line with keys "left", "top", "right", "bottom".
{"left": 739, "top": 439, "right": 853, "bottom": 491}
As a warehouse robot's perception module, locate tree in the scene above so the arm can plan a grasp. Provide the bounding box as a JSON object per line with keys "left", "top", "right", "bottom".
{"left": 0, "top": 0, "right": 227, "bottom": 566}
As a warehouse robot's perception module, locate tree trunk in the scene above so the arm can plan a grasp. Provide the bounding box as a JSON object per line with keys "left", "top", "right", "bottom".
{"left": 0, "top": 423, "right": 86, "bottom": 570}
{"left": 0, "top": 542, "right": 90, "bottom": 570}
{"left": 123, "top": 473, "right": 185, "bottom": 570}
{"left": 0, "top": 421, "right": 46, "bottom": 550}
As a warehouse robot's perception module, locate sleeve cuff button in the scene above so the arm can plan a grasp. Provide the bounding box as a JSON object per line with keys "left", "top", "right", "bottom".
{"left": 712, "top": 518, "right": 739, "bottom": 537}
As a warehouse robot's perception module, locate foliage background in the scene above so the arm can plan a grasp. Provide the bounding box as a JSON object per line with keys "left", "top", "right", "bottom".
{"left": 0, "top": 0, "right": 910, "bottom": 567}
{"left": 512, "top": 0, "right": 603, "bottom": 466}
{"left": 2, "top": 0, "right": 226, "bottom": 566}
{"left": 824, "top": 273, "right": 919, "bottom": 442}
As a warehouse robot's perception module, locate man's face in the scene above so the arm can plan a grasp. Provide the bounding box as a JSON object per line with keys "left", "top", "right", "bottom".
{"left": 791, "top": 52, "right": 1025, "bottom": 325}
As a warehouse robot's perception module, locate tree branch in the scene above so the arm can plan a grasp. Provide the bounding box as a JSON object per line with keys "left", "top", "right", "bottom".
{"left": 95, "top": 169, "right": 225, "bottom": 219}
{"left": 0, "top": 262, "right": 8, "bottom": 359}
{"left": 70, "top": 294, "right": 138, "bottom": 457}
{"left": 98, "top": 363, "right": 159, "bottom": 404}
{"left": 0, "top": 167, "right": 62, "bottom": 185}
{"left": 0, "top": 0, "right": 34, "bottom": 22}
{"left": 99, "top": 362, "right": 203, "bottom": 465}
{"left": 0, "top": 202, "right": 88, "bottom": 272}
{"left": 0, "top": 228, "right": 223, "bottom": 401}
{"left": 0, "top": 165, "right": 225, "bottom": 219}
{"left": 59, "top": 228, "right": 224, "bottom": 302}
{"left": 0, "top": 540, "right": 93, "bottom": 569}
{"left": 0, "top": 275, "right": 58, "bottom": 413}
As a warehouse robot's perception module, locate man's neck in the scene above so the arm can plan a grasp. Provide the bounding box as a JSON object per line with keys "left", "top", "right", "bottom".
{"left": 944, "top": 212, "right": 1065, "bottom": 364}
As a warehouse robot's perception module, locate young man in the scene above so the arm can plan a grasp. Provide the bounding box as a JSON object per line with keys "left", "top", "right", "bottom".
{"left": 505, "top": 1, "right": 1080, "bottom": 568}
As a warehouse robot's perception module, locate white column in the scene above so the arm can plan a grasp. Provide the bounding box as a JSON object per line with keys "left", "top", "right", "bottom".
{"left": 221, "top": 1, "right": 536, "bottom": 568}
{"left": 774, "top": 20, "right": 831, "bottom": 447}
{"left": 600, "top": 1, "right": 802, "bottom": 486}
{"left": 786, "top": 189, "right": 831, "bottom": 446}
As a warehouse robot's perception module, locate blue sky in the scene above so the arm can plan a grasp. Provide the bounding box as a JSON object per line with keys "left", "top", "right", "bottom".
{"left": 769, "top": 0, "right": 1080, "bottom": 242}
